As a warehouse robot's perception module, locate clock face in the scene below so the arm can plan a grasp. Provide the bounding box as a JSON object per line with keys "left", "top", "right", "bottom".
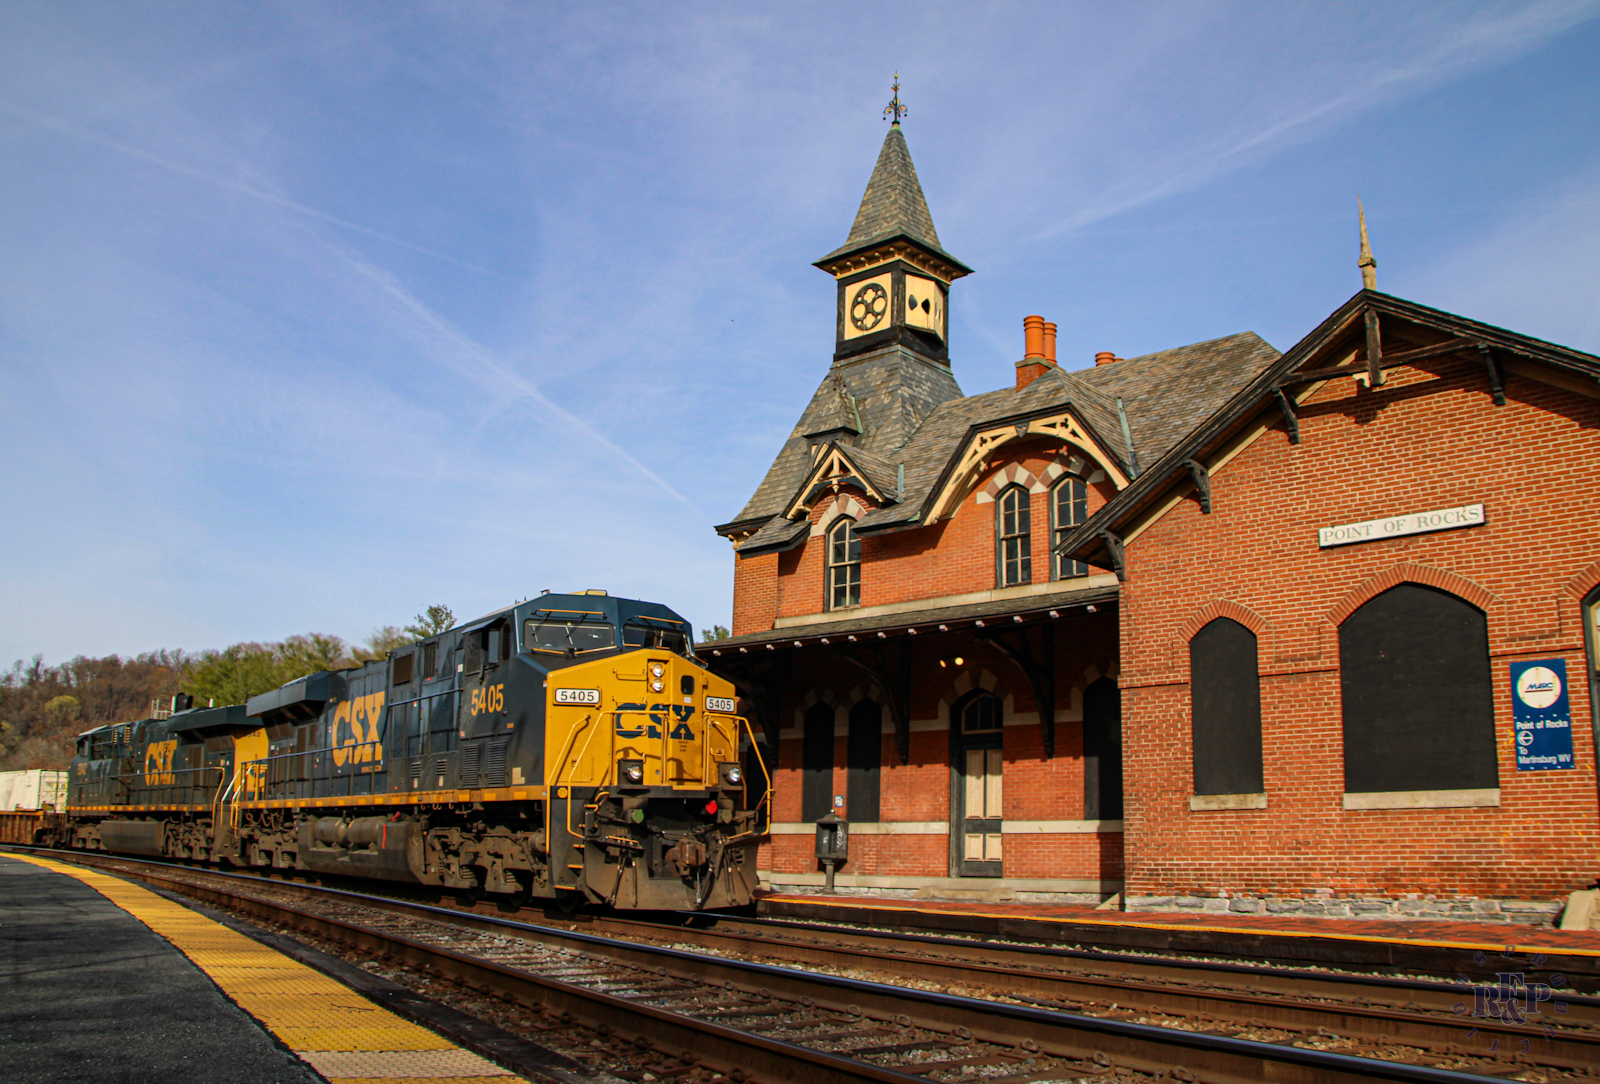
{"left": 850, "top": 282, "right": 889, "bottom": 331}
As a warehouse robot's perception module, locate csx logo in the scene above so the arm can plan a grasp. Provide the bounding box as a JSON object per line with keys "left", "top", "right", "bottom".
{"left": 333, "top": 692, "right": 386, "bottom": 767}
{"left": 471, "top": 684, "right": 505, "bottom": 716}
{"left": 615, "top": 702, "right": 697, "bottom": 741}
{"left": 144, "top": 739, "right": 177, "bottom": 786}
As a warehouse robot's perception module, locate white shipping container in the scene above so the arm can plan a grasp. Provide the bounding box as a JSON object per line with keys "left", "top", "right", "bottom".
{"left": 0, "top": 769, "right": 69, "bottom": 811}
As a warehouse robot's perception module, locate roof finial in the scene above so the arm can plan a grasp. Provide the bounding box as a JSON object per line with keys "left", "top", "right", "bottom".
{"left": 1358, "top": 197, "right": 1377, "bottom": 290}
{"left": 883, "top": 73, "right": 907, "bottom": 125}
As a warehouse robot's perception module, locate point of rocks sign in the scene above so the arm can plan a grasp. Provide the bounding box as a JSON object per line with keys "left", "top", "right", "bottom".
{"left": 1511, "top": 659, "right": 1574, "bottom": 771}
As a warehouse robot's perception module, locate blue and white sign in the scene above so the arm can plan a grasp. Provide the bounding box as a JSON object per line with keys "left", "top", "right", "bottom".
{"left": 1511, "top": 659, "right": 1574, "bottom": 771}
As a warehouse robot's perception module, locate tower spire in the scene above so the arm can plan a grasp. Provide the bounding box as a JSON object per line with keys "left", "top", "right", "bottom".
{"left": 1358, "top": 197, "right": 1377, "bottom": 290}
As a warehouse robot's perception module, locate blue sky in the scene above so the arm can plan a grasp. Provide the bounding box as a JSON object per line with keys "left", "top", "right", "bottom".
{"left": 3, "top": 1, "right": 1598, "bottom": 665}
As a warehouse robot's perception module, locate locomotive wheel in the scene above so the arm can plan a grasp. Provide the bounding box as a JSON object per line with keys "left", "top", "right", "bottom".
{"left": 555, "top": 889, "right": 585, "bottom": 914}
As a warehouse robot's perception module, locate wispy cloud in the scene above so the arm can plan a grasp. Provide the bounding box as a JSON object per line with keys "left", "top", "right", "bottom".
{"left": 0, "top": 96, "right": 505, "bottom": 277}
{"left": 328, "top": 247, "right": 698, "bottom": 509}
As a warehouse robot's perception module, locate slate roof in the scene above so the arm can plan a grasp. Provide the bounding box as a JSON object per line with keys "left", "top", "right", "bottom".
{"left": 719, "top": 331, "right": 1283, "bottom": 545}
{"left": 817, "top": 125, "right": 970, "bottom": 272}
{"left": 719, "top": 344, "right": 964, "bottom": 531}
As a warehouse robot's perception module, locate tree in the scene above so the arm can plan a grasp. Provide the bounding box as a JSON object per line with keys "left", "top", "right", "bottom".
{"left": 353, "top": 625, "right": 411, "bottom": 662}
{"left": 184, "top": 643, "right": 287, "bottom": 707}
{"left": 700, "top": 625, "right": 731, "bottom": 642}
{"left": 405, "top": 605, "right": 455, "bottom": 640}
{"left": 279, "top": 633, "right": 350, "bottom": 678}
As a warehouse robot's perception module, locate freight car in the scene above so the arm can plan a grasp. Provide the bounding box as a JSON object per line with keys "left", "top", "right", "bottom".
{"left": 56, "top": 592, "right": 767, "bottom": 909}
{"left": 0, "top": 769, "right": 68, "bottom": 845}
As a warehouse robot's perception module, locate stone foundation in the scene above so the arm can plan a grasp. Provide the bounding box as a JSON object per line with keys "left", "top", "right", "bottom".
{"left": 1125, "top": 894, "right": 1564, "bottom": 925}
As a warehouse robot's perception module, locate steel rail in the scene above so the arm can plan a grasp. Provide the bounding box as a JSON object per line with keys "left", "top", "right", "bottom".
{"left": 561, "top": 911, "right": 1600, "bottom": 1047}
{"left": 21, "top": 848, "right": 1549, "bottom": 1084}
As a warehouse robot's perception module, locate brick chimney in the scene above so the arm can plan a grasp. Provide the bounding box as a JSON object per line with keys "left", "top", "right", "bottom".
{"left": 1017, "top": 315, "right": 1057, "bottom": 389}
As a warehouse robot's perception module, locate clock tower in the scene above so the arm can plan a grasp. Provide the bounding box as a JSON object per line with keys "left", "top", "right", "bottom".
{"left": 814, "top": 94, "right": 971, "bottom": 365}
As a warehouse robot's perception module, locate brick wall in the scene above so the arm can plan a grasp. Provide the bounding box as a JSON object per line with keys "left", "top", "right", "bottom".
{"left": 1119, "top": 358, "right": 1600, "bottom": 903}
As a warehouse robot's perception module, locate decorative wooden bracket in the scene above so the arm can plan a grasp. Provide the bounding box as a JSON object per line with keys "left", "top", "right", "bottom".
{"left": 837, "top": 642, "right": 913, "bottom": 765}
{"left": 1364, "top": 308, "right": 1384, "bottom": 388}
{"left": 1184, "top": 459, "right": 1212, "bottom": 514}
{"left": 978, "top": 623, "right": 1057, "bottom": 757}
{"left": 1479, "top": 343, "right": 1506, "bottom": 407}
{"left": 1100, "top": 529, "right": 1126, "bottom": 582}
{"left": 1273, "top": 388, "right": 1300, "bottom": 444}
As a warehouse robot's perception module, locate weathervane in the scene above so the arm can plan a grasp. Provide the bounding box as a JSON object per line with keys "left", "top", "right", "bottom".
{"left": 883, "top": 73, "right": 907, "bottom": 124}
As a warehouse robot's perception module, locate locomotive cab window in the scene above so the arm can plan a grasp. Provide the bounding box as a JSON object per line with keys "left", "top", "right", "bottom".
{"left": 623, "top": 624, "right": 688, "bottom": 655}
{"left": 526, "top": 618, "right": 615, "bottom": 655}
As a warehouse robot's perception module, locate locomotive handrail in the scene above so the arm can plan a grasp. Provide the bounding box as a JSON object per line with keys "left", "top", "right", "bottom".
{"left": 722, "top": 714, "right": 771, "bottom": 839}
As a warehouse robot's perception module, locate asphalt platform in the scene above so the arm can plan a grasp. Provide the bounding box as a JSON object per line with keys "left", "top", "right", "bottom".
{"left": 0, "top": 855, "right": 321, "bottom": 1084}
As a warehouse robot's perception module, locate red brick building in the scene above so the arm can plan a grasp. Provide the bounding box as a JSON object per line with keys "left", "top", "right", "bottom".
{"left": 707, "top": 123, "right": 1600, "bottom": 920}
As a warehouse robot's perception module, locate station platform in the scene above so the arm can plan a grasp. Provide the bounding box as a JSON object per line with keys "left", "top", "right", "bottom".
{"left": 0, "top": 853, "right": 530, "bottom": 1084}
{"left": 756, "top": 890, "right": 1600, "bottom": 982}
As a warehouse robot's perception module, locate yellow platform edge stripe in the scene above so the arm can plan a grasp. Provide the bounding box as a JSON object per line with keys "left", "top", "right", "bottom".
{"left": 1, "top": 853, "right": 528, "bottom": 1083}
{"left": 762, "top": 892, "right": 1600, "bottom": 959}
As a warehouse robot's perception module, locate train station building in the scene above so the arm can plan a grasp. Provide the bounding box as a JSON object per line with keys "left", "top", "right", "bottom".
{"left": 703, "top": 119, "right": 1600, "bottom": 919}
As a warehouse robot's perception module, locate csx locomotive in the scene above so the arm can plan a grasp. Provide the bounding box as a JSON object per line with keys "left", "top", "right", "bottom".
{"left": 58, "top": 592, "right": 767, "bottom": 909}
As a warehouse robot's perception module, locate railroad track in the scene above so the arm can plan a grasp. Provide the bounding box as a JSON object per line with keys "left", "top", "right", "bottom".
{"left": 12, "top": 847, "right": 1592, "bottom": 1083}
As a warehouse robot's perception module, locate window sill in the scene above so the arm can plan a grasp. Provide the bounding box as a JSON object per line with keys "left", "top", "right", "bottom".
{"left": 1189, "top": 792, "right": 1267, "bottom": 811}
{"left": 1342, "top": 788, "right": 1500, "bottom": 810}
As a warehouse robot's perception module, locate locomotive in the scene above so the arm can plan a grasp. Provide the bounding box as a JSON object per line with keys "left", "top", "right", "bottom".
{"left": 58, "top": 592, "right": 767, "bottom": 910}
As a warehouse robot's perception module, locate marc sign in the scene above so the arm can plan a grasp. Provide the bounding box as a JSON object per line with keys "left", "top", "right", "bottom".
{"left": 1512, "top": 659, "right": 1574, "bottom": 772}
{"left": 1318, "top": 503, "right": 1485, "bottom": 548}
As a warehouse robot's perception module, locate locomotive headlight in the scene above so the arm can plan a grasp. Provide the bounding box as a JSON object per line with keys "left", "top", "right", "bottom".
{"left": 649, "top": 662, "right": 666, "bottom": 692}
{"left": 720, "top": 762, "right": 742, "bottom": 786}
{"left": 619, "top": 760, "right": 645, "bottom": 785}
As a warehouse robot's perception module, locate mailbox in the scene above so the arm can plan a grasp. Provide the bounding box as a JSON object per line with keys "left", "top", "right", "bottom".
{"left": 815, "top": 812, "right": 848, "bottom": 861}
{"left": 815, "top": 812, "right": 848, "bottom": 893}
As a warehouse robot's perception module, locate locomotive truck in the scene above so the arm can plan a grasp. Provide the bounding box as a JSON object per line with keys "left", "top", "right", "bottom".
{"left": 58, "top": 592, "right": 767, "bottom": 910}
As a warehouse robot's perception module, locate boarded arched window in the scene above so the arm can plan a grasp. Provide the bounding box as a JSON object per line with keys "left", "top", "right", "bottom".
{"left": 996, "top": 484, "right": 1032, "bottom": 587}
{"left": 1340, "top": 584, "right": 1497, "bottom": 794}
{"left": 846, "top": 699, "right": 882, "bottom": 822}
{"left": 801, "top": 702, "right": 835, "bottom": 822}
{"left": 1082, "top": 677, "right": 1123, "bottom": 819}
{"left": 1190, "top": 617, "right": 1264, "bottom": 796}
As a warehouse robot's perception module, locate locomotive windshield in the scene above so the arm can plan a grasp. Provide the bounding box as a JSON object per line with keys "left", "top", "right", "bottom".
{"left": 622, "top": 624, "right": 690, "bottom": 655}
{"left": 525, "top": 618, "right": 614, "bottom": 655}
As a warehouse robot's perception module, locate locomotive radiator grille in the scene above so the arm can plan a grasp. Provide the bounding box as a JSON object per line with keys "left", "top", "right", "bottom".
{"left": 485, "top": 740, "right": 507, "bottom": 787}
{"left": 460, "top": 743, "right": 479, "bottom": 788}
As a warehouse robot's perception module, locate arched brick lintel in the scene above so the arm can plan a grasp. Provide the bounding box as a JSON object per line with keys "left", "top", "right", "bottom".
{"left": 1176, "top": 599, "right": 1272, "bottom": 645}
{"left": 1323, "top": 562, "right": 1499, "bottom": 628}
{"left": 1560, "top": 557, "right": 1600, "bottom": 602}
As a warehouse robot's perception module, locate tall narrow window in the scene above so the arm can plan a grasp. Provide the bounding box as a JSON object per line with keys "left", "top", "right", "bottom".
{"left": 1051, "top": 476, "right": 1088, "bottom": 579}
{"left": 997, "top": 485, "right": 1031, "bottom": 587}
{"left": 827, "top": 518, "right": 861, "bottom": 610}
{"left": 846, "top": 699, "right": 882, "bottom": 822}
{"left": 1341, "top": 584, "right": 1496, "bottom": 794}
{"left": 1190, "top": 618, "right": 1264, "bottom": 795}
{"left": 801, "top": 702, "right": 835, "bottom": 823}
{"left": 1083, "top": 678, "right": 1123, "bottom": 819}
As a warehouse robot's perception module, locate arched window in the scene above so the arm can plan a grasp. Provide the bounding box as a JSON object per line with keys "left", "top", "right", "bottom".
{"left": 1052, "top": 476, "right": 1088, "bottom": 579}
{"left": 996, "top": 485, "right": 1031, "bottom": 587}
{"left": 1190, "top": 618, "right": 1264, "bottom": 796}
{"left": 801, "top": 702, "right": 835, "bottom": 822}
{"left": 1340, "top": 584, "right": 1496, "bottom": 794}
{"left": 1083, "top": 678, "right": 1123, "bottom": 819}
{"left": 826, "top": 518, "right": 860, "bottom": 610}
{"left": 846, "top": 699, "right": 882, "bottom": 822}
